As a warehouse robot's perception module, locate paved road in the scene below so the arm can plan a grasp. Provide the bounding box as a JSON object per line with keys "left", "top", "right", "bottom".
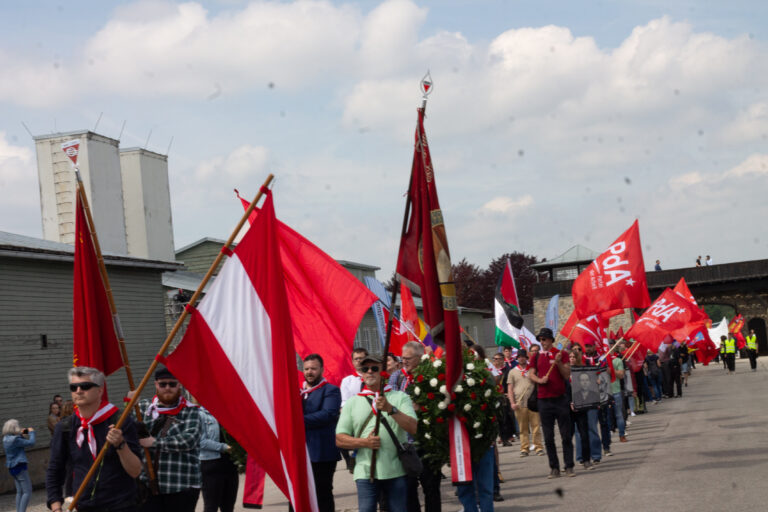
{"left": 5, "top": 356, "right": 767, "bottom": 511}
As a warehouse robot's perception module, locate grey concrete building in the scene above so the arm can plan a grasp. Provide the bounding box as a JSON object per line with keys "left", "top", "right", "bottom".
{"left": 0, "top": 231, "right": 181, "bottom": 492}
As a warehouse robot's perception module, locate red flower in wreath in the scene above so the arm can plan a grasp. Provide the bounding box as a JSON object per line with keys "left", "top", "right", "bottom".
{"left": 427, "top": 392, "right": 435, "bottom": 400}
{"left": 447, "top": 403, "right": 456, "bottom": 412}
{"left": 417, "top": 375, "right": 424, "bottom": 383}
{"left": 420, "top": 406, "right": 428, "bottom": 412}
{"left": 480, "top": 378, "right": 486, "bottom": 386}
{"left": 490, "top": 416, "right": 496, "bottom": 422}
{"left": 481, "top": 403, "right": 488, "bottom": 411}
{"left": 437, "top": 373, "right": 445, "bottom": 381}
{"left": 459, "top": 416, "right": 467, "bottom": 423}
{"left": 436, "top": 417, "right": 445, "bottom": 423}
{"left": 470, "top": 392, "right": 477, "bottom": 400}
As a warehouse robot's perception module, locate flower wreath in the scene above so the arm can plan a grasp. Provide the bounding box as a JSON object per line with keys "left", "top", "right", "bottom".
{"left": 406, "top": 348, "right": 502, "bottom": 471}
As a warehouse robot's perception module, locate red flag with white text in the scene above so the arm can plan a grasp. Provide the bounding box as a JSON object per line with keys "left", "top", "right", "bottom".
{"left": 728, "top": 314, "right": 746, "bottom": 349}
{"left": 561, "top": 312, "right": 606, "bottom": 353}
{"left": 165, "top": 190, "right": 317, "bottom": 511}
{"left": 624, "top": 288, "right": 709, "bottom": 353}
{"left": 73, "top": 192, "right": 124, "bottom": 376}
{"left": 235, "top": 190, "right": 377, "bottom": 385}
{"left": 571, "top": 220, "right": 651, "bottom": 318}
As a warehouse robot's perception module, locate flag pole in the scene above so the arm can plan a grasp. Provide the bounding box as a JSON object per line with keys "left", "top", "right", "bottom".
{"left": 73, "top": 173, "right": 158, "bottom": 489}
{"left": 369, "top": 95, "right": 426, "bottom": 482}
{"left": 622, "top": 340, "right": 642, "bottom": 361}
{"left": 69, "top": 173, "right": 275, "bottom": 511}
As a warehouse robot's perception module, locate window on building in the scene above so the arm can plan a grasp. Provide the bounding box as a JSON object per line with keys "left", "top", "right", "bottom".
{"left": 553, "top": 266, "right": 579, "bottom": 281}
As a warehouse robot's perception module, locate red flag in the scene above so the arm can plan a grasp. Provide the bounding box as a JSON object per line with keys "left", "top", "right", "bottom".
{"left": 571, "top": 220, "right": 650, "bottom": 318}
{"left": 624, "top": 288, "right": 709, "bottom": 353}
{"left": 728, "top": 314, "right": 746, "bottom": 349}
{"left": 73, "top": 192, "right": 123, "bottom": 376}
{"left": 400, "top": 282, "right": 420, "bottom": 343}
{"left": 395, "top": 107, "right": 468, "bottom": 482}
{"left": 686, "top": 325, "right": 719, "bottom": 365}
{"left": 561, "top": 312, "right": 605, "bottom": 353}
{"left": 382, "top": 307, "right": 411, "bottom": 357}
{"left": 624, "top": 342, "right": 646, "bottom": 372}
{"left": 165, "top": 190, "right": 317, "bottom": 511}
{"left": 673, "top": 277, "right": 698, "bottom": 305}
{"left": 235, "top": 190, "right": 376, "bottom": 386}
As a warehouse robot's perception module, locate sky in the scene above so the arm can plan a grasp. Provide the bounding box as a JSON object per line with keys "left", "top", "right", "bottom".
{"left": 1, "top": 0, "right": 766, "bottom": 280}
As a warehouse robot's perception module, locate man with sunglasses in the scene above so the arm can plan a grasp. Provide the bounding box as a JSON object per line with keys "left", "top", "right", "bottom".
{"left": 137, "top": 367, "right": 202, "bottom": 512}
{"left": 336, "top": 354, "right": 417, "bottom": 512}
{"left": 46, "top": 367, "right": 142, "bottom": 512}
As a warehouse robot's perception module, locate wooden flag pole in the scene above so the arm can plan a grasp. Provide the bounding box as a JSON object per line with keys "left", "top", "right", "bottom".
{"left": 69, "top": 173, "right": 275, "bottom": 510}
{"left": 622, "top": 340, "right": 642, "bottom": 361}
{"left": 73, "top": 174, "right": 158, "bottom": 488}
{"left": 369, "top": 99, "right": 425, "bottom": 482}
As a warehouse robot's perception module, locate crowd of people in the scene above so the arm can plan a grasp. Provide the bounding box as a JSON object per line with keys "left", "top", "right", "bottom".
{"left": 1, "top": 323, "right": 759, "bottom": 512}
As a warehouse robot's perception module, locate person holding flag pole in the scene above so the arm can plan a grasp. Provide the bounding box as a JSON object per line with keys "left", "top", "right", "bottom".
{"left": 62, "top": 139, "right": 159, "bottom": 494}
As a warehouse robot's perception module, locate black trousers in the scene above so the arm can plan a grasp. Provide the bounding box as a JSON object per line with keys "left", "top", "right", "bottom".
{"left": 311, "top": 460, "right": 337, "bottom": 512}
{"left": 538, "top": 395, "right": 574, "bottom": 470}
{"left": 748, "top": 349, "right": 758, "bottom": 370}
{"left": 572, "top": 409, "right": 590, "bottom": 463}
{"left": 406, "top": 460, "right": 442, "bottom": 512}
{"left": 726, "top": 353, "right": 736, "bottom": 372}
{"left": 140, "top": 488, "right": 200, "bottom": 512}
{"left": 201, "top": 459, "right": 239, "bottom": 512}
{"left": 670, "top": 366, "right": 682, "bottom": 397}
{"left": 661, "top": 362, "right": 672, "bottom": 396}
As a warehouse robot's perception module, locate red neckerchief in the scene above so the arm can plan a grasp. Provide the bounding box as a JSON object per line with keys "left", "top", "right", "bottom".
{"left": 75, "top": 401, "right": 118, "bottom": 460}
{"left": 146, "top": 395, "right": 196, "bottom": 419}
{"left": 400, "top": 368, "right": 414, "bottom": 388}
{"left": 358, "top": 384, "right": 392, "bottom": 414}
{"left": 583, "top": 354, "right": 599, "bottom": 366}
{"left": 517, "top": 365, "right": 529, "bottom": 378}
{"left": 301, "top": 379, "right": 327, "bottom": 400}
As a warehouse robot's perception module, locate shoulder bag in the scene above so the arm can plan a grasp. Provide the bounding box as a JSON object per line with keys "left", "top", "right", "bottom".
{"left": 365, "top": 397, "right": 422, "bottom": 477}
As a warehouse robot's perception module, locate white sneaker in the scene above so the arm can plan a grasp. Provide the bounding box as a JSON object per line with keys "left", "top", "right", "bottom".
{"left": 630, "top": 412, "right": 636, "bottom": 417}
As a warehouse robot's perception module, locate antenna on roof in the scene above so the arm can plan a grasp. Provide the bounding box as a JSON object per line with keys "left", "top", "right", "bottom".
{"left": 166, "top": 136, "right": 174, "bottom": 155}
{"left": 117, "top": 120, "right": 126, "bottom": 141}
{"left": 93, "top": 112, "right": 103, "bottom": 133}
{"left": 21, "top": 122, "right": 33, "bottom": 138}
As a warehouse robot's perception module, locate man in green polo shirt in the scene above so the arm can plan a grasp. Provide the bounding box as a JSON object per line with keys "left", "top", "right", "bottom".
{"left": 336, "top": 354, "right": 417, "bottom": 512}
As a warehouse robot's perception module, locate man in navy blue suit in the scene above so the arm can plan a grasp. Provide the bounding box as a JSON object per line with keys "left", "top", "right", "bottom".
{"left": 301, "top": 354, "right": 342, "bottom": 512}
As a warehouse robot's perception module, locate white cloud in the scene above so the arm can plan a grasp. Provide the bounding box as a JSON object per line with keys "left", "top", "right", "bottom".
{"left": 669, "top": 171, "right": 704, "bottom": 189}
{"left": 724, "top": 153, "right": 768, "bottom": 177}
{"left": 481, "top": 195, "right": 533, "bottom": 214}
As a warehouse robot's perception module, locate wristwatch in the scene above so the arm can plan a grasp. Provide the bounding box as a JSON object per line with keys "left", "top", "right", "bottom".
{"left": 117, "top": 440, "right": 126, "bottom": 450}
{"left": 390, "top": 406, "right": 399, "bottom": 415}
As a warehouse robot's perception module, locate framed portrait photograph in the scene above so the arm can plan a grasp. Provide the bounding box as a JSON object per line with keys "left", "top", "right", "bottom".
{"left": 571, "top": 366, "right": 601, "bottom": 411}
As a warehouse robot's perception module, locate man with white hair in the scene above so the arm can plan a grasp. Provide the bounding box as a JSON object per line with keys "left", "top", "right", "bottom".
{"left": 46, "top": 366, "right": 142, "bottom": 512}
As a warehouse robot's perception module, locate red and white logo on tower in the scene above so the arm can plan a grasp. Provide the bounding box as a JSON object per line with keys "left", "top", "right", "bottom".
{"left": 420, "top": 71, "right": 433, "bottom": 97}
{"left": 61, "top": 139, "right": 81, "bottom": 167}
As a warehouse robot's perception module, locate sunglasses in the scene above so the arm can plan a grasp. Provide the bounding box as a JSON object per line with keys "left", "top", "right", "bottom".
{"left": 157, "top": 380, "right": 179, "bottom": 389}
{"left": 69, "top": 382, "right": 100, "bottom": 392}
{"left": 360, "top": 365, "right": 380, "bottom": 373}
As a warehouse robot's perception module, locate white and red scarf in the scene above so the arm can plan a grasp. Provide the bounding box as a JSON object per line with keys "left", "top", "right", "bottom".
{"left": 400, "top": 368, "right": 414, "bottom": 388}
{"left": 300, "top": 379, "right": 327, "bottom": 400}
{"left": 75, "top": 401, "right": 119, "bottom": 460}
{"left": 358, "top": 384, "right": 392, "bottom": 414}
{"left": 146, "top": 395, "right": 196, "bottom": 420}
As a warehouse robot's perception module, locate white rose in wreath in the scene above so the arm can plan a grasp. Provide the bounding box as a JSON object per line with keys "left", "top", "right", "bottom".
{"left": 430, "top": 378, "right": 438, "bottom": 388}
{"left": 414, "top": 386, "right": 421, "bottom": 396}
{"left": 475, "top": 433, "right": 483, "bottom": 439}
{"left": 438, "top": 401, "right": 447, "bottom": 410}
{"left": 423, "top": 419, "right": 430, "bottom": 425}
{"left": 433, "top": 360, "right": 443, "bottom": 368}
{"left": 484, "top": 389, "right": 492, "bottom": 398}
{"left": 421, "top": 354, "right": 430, "bottom": 361}
{"left": 425, "top": 433, "right": 432, "bottom": 439}
{"left": 466, "top": 378, "right": 476, "bottom": 387}
{"left": 454, "top": 385, "right": 464, "bottom": 393}
{"left": 473, "top": 421, "right": 481, "bottom": 429}
{"left": 466, "top": 363, "right": 475, "bottom": 371}
{"left": 464, "top": 404, "right": 472, "bottom": 411}
{"left": 439, "top": 385, "right": 447, "bottom": 394}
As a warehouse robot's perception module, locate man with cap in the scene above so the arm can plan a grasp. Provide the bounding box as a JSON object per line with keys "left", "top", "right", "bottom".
{"left": 336, "top": 353, "right": 417, "bottom": 512}
{"left": 137, "top": 366, "right": 202, "bottom": 512}
{"left": 528, "top": 328, "right": 574, "bottom": 478}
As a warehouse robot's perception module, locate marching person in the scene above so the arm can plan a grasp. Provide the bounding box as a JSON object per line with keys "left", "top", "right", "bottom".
{"left": 746, "top": 329, "right": 758, "bottom": 372}
{"left": 528, "top": 328, "right": 574, "bottom": 478}
{"left": 4, "top": 419, "right": 36, "bottom": 512}
{"left": 302, "top": 354, "right": 342, "bottom": 512}
{"left": 137, "top": 366, "right": 202, "bottom": 512}
{"left": 724, "top": 334, "right": 737, "bottom": 374}
{"left": 198, "top": 406, "right": 238, "bottom": 512}
{"left": 508, "top": 349, "right": 544, "bottom": 457}
{"left": 341, "top": 347, "right": 369, "bottom": 407}
{"left": 389, "top": 341, "right": 442, "bottom": 512}
{"left": 46, "top": 367, "right": 142, "bottom": 512}
{"left": 336, "top": 354, "right": 417, "bottom": 512}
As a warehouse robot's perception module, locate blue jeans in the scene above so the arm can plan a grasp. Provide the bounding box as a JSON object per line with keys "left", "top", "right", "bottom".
{"left": 649, "top": 373, "right": 662, "bottom": 400}
{"left": 612, "top": 393, "right": 626, "bottom": 436}
{"left": 575, "top": 409, "right": 603, "bottom": 462}
{"left": 12, "top": 469, "right": 32, "bottom": 512}
{"left": 456, "top": 447, "right": 495, "bottom": 512}
{"left": 598, "top": 405, "right": 611, "bottom": 450}
{"left": 356, "top": 476, "right": 407, "bottom": 512}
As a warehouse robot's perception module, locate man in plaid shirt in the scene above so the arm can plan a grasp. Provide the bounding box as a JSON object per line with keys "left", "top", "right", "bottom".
{"left": 137, "top": 366, "right": 202, "bottom": 511}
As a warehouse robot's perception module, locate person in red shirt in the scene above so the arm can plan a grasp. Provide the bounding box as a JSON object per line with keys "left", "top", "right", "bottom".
{"left": 528, "top": 328, "right": 574, "bottom": 478}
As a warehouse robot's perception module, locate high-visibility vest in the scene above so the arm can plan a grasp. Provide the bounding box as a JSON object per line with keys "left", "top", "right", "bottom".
{"left": 725, "top": 338, "right": 736, "bottom": 354}
{"left": 720, "top": 343, "right": 726, "bottom": 353}
{"left": 746, "top": 335, "right": 758, "bottom": 351}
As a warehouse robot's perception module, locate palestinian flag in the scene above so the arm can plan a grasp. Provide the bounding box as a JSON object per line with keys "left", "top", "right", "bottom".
{"left": 494, "top": 258, "right": 524, "bottom": 347}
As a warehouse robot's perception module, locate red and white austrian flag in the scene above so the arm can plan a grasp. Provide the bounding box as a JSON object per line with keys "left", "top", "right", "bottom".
{"left": 571, "top": 220, "right": 650, "bottom": 318}
{"left": 624, "top": 288, "right": 709, "bottom": 352}
{"left": 61, "top": 139, "right": 80, "bottom": 166}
